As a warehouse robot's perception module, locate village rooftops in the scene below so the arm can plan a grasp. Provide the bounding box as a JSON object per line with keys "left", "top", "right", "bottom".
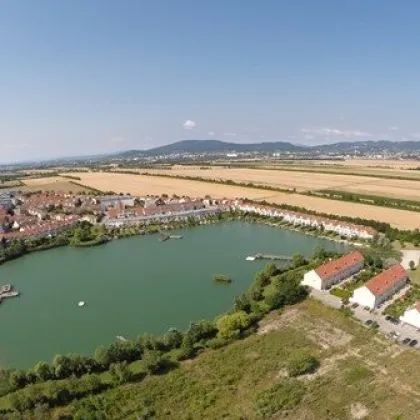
{"left": 365, "top": 264, "right": 407, "bottom": 297}
{"left": 314, "top": 251, "right": 365, "bottom": 281}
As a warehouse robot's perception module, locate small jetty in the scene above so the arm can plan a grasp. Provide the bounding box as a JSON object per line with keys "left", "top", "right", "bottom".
{"left": 246, "top": 254, "right": 293, "bottom": 262}
{"left": 213, "top": 274, "right": 232, "bottom": 283}
{"left": 0, "top": 284, "right": 19, "bottom": 304}
{"left": 159, "top": 232, "right": 183, "bottom": 242}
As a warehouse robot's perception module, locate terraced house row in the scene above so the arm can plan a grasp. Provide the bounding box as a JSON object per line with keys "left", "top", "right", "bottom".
{"left": 232, "top": 201, "right": 377, "bottom": 240}
{"left": 302, "top": 251, "right": 408, "bottom": 309}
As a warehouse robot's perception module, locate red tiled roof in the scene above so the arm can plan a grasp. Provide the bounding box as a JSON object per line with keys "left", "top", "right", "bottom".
{"left": 365, "top": 264, "right": 407, "bottom": 297}
{"left": 314, "top": 251, "right": 364, "bottom": 281}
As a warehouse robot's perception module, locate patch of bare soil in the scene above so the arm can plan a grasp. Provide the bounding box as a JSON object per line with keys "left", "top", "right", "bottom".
{"left": 349, "top": 403, "right": 369, "bottom": 420}
{"left": 304, "top": 320, "right": 353, "bottom": 349}
{"left": 257, "top": 308, "right": 303, "bottom": 335}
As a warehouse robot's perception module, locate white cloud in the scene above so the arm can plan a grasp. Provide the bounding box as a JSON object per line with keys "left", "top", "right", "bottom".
{"left": 182, "top": 120, "right": 196, "bottom": 130}
{"left": 388, "top": 126, "right": 399, "bottom": 131}
{"left": 207, "top": 131, "right": 215, "bottom": 136}
{"left": 223, "top": 132, "right": 237, "bottom": 137}
{"left": 304, "top": 134, "right": 316, "bottom": 141}
{"left": 300, "top": 127, "right": 372, "bottom": 138}
{"left": 411, "top": 133, "right": 420, "bottom": 139}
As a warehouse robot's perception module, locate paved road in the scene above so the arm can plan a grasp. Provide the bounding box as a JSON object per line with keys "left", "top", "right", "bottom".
{"left": 310, "top": 289, "right": 420, "bottom": 347}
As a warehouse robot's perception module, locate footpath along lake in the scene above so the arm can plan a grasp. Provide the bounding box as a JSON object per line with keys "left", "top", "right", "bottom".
{"left": 0, "top": 222, "right": 347, "bottom": 368}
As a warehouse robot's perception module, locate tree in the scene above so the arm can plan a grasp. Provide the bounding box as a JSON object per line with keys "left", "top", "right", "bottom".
{"left": 409, "top": 260, "right": 416, "bottom": 270}
{"left": 292, "top": 253, "right": 306, "bottom": 268}
{"left": 142, "top": 350, "right": 165, "bottom": 374}
{"left": 178, "top": 334, "right": 195, "bottom": 360}
{"left": 163, "top": 328, "right": 184, "bottom": 349}
{"left": 312, "top": 245, "right": 326, "bottom": 261}
{"left": 216, "top": 311, "right": 252, "bottom": 340}
{"left": 109, "top": 361, "right": 132, "bottom": 384}
{"left": 9, "top": 370, "right": 28, "bottom": 389}
{"left": 34, "top": 362, "right": 53, "bottom": 382}
{"left": 234, "top": 293, "right": 251, "bottom": 312}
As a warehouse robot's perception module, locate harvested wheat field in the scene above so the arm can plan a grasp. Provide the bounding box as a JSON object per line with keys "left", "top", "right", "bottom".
{"left": 140, "top": 167, "right": 374, "bottom": 192}
{"left": 22, "top": 177, "right": 90, "bottom": 193}
{"left": 66, "top": 172, "right": 278, "bottom": 200}
{"left": 141, "top": 167, "right": 420, "bottom": 201}
{"left": 72, "top": 172, "right": 420, "bottom": 229}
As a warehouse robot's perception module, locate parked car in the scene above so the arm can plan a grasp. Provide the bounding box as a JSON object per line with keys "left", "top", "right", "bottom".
{"left": 351, "top": 303, "right": 359, "bottom": 309}
{"left": 385, "top": 315, "right": 392, "bottom": 321}
{"left": 402, "top": 338, "right": 411, "bottom": 345}
{"left": 365, "top": 319, "right": 373, "bottom": 326}
{"left": 409, "top": 340, "right": 418, "bottom": 347}
{"left": 364, "top": 306, "right": 370, "bottom": 311}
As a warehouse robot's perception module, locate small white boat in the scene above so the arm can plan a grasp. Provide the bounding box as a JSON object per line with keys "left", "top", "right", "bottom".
{"left": 78, "top": 301, "right": 86, "bottom": 307}
{"left": 246, "top": 256, "right": 256, "bottom": 261}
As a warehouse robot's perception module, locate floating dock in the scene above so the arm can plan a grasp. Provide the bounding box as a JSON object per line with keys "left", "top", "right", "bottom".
{"left": 246, "top": 254, "right": 293, "bottom": 261}
{"left": 159, "top": 233, "right": 183, "bottom": 242}
{"left": 0, "top": 285, "right": 19, "bottom": 304}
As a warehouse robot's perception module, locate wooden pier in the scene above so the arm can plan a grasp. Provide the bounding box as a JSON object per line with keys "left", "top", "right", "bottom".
{"left": 159, "top": 232, "right": 183, "bottom": 242}
{"left": 246, "top": 254, "right": 293, "bottom": 261}
{"left": 0, "top": 285, "right": 19, "bottom": 304}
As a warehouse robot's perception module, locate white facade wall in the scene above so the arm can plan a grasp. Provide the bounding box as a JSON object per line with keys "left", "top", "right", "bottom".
{"left": 302, "top": 270, "right": 323, "bottom": 290}
{"left": 351, "top": 276, "right": 407, "bottom": 309}
{"left": 350, "top": 286, "right": 376, "bottom": 309}
{"left": 400, "top": 308, "right": 420, "bottom": 329}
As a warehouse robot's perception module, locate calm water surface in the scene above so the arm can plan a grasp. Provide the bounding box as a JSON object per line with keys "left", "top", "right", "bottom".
{"left": 0, "top": 222, "right": 347, "bottom": 368}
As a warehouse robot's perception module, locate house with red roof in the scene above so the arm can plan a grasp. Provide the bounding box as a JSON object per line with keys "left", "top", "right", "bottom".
{"left": 350, "top": 264, "right": 407, "bottom": 309}
{"left": 302, "top": 251, "right": 365, "bottom": 290}
{"left": 400, "top": 301, "right": 420, "bottom": 329}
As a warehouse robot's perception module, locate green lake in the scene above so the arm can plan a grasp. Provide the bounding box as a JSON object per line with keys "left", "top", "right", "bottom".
{"left": 0, "top": 222, "right": 347, "bottom": 368}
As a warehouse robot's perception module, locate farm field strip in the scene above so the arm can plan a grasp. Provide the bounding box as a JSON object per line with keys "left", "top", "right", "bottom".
{"left": 20, "top": 177, "right": 93, "bottom": 193}
{"left": 137, "top": 167, "right": 420, "bottom": 201}
{"left": 136, "top": 168, "right": 378, "bottom": 192}
{"left": 68, "top": 172, "right": 420, "bottom": 230}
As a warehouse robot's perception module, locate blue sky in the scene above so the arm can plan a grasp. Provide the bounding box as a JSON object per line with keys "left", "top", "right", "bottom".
{"left": 1, "top": 0, "right": 420, "bottom": 161}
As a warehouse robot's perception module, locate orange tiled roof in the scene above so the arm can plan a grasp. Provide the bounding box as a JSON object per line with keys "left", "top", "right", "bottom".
{"left": 365, "top": 264, "right": 407, "bottom": 297}
{"left": 314, "top": 251, "right": 365, "bottom": 281}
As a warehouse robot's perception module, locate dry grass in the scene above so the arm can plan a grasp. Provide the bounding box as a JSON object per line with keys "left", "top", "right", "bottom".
{"left": 70, "top": 172, "right": 420, "bottom": 229}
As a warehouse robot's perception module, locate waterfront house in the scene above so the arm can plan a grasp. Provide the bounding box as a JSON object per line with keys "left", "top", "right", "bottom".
{"left": 400, "top": 302, "right": 420, "bottom": 329}
{"left": 302, "top": 251, "right": 365, "bottom": 290}
{"left": 100, "top": 196, "right": 135, "bottom": 210}
{"left": 350, "top": 264, "right": 407, "bottom": 309}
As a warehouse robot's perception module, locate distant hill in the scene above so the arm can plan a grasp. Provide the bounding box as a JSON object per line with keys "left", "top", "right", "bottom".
{"left": 111, "top": 139, "right": 420, "bottom": 160}
{"left": 144, "top": 139, "right": 305, "bottom": 155}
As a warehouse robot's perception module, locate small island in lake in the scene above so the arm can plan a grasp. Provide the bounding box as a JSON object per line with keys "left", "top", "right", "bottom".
{"left": 213, "top": 274, "right": 232, "bottom": 283}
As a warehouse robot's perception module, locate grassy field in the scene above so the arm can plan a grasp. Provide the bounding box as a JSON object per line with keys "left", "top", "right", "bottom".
{"left": 29, "top": 299, "right": 420, "bottom": 419}
{"left": 68, "top": 172, "right": 420, "bottom": 230}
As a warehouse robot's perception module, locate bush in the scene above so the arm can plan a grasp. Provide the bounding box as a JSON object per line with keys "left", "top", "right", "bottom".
{"left": 286, "top": 352, "right": 319, "bottom": 377}
{"left": 255, "top": 380, "right": 305, "bottom": 418}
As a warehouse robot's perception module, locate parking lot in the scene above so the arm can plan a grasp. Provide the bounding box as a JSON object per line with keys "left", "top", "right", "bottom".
{"left": 310, "top": 289, "right": 420, "bottom": 348}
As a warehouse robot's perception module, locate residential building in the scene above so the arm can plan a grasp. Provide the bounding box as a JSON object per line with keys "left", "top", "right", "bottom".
{"left": 400, "top": 302, "right": 420, "bottom": 329}
{"left": 100, "top": 196, "right": 135, "bottom": 210}
{"left": 350, "top": 264, "right": 407, "bottom": 309}
{"left": 302, "top": 251, "right": 365, "bottom": 290}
